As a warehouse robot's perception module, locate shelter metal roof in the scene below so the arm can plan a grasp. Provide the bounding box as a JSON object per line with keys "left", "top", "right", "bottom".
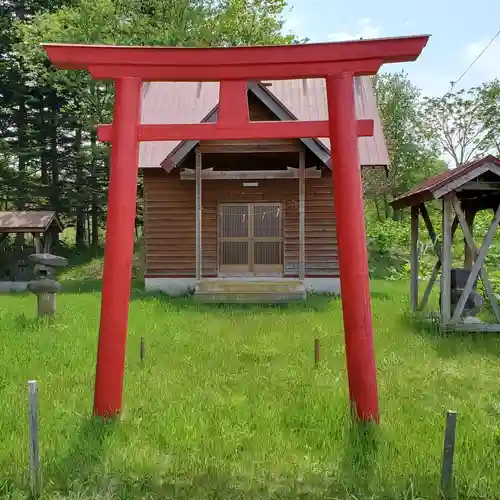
{"left": 0, "top": 211, "right": 61, "bottom": 233}
{"left": 138, "top": 76, "right": 389, "bottom": 170}
{"left": 391, "top": 155, "right": 500, "bottom": 210}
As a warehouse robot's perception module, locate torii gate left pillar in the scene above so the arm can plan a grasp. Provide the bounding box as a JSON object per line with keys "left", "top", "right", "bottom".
{"left": 44, "top": 35, "right": 429, "bottom": 423}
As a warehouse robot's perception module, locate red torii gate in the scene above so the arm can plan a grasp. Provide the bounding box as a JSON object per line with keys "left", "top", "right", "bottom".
{"left": 44, "top": 35, "right": 428, "bottom": 422}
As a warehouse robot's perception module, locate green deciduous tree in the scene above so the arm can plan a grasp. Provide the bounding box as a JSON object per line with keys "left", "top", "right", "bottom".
{"left": 423, "top": 87, "right": 491, "bottom": 167}
{"left": 366, "top": 71, "right": 444, "bottom": 220}
{"left": 478, "top": 79, "right": 500, "bottom": 156}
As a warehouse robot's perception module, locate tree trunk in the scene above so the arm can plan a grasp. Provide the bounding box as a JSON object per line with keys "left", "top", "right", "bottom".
{"left": 39, "top": 91, "right": 49, "bottom": 185}
{"left": 75, "top": 127, "right": 86, "bottom": 248}
{"left": 16, "top": 93, "right": 27, "bottom": 210}
{"left": 15, "top": 89, "right": 27, "bottom": 248}
{"left": 49, "top": 92, "right": 60, "bottom": 247}
{"left": 90, "top": 129, "right": 100, "bottom": 247}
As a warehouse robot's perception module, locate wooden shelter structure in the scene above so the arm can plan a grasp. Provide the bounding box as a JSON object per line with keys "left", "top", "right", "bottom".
{"left": 0, "top": 211, "right": 62, "bottom": 285}
{"left": 391, "top": 155, "right": 500, "bottom": 332}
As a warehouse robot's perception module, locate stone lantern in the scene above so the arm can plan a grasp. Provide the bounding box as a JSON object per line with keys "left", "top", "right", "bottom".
{"left": 27, "top": 253, "right": 68, "bottom": 318}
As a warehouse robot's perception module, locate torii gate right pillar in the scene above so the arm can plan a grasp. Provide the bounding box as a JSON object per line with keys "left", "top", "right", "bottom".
{"left": 326, "top": 72, "right": 379, "bottom": 421}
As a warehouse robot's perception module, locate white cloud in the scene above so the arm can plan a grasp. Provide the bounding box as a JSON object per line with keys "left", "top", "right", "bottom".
{"left": 464, "top": 38, "right": 500, "bottom": 81}
{"left": 327, "top": 20, "right": 381, "bottom": 42}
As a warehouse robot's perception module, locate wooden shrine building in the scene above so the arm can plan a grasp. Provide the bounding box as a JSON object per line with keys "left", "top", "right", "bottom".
{"left": 139, "top": 77, "right": 388, "bottom": 302}
{"left": 391, "top": 155, "right": 500, "bottom": 331}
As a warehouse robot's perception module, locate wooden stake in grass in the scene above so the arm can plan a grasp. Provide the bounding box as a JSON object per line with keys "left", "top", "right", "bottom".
{"left": 314, "top": 338, "right": 320, "bottom": 367}
{"left": 140, "top": 336, "right": 145, "bottom": 364}
{"left": 440, "top": 410, "right": 457, "bottom": 497}
{"left": 27, "top": 380, "right": 41, "bottom": 498}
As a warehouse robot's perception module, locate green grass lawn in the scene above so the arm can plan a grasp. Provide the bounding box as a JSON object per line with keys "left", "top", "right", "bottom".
{"left": 1, "top": 280, "right": 500, "bottom": 499}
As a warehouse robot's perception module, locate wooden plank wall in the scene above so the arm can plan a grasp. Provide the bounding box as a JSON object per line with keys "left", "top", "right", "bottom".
{"left": 143, "top": 169, "right": 339, "bottom": 277}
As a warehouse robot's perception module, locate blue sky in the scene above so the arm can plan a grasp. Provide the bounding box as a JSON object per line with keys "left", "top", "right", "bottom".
{"left": 283, "top": 0, "right": 500, "bottom": 97}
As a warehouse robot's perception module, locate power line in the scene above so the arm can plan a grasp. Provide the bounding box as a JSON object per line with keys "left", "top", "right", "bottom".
{"left": 441, "top": 28, "right": 500, "bottom": 99}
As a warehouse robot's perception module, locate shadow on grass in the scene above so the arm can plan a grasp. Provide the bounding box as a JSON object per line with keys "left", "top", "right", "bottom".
{"left": 11, "top": 312, "right": 57, "bottom": 332}
{"left": 336, "top": 418, "right": 379, "bottom": 496}
{"left": 59, "top": 279, "right": 145, "bottom": 296}
{"left": 401, "top": 311, "right": 500, "bottom": 359}
{"left": 48, "top": 416, "right": 117, "bottom": 494}
{"left": 148, "top": 292, "right": 341, "bottom": 314}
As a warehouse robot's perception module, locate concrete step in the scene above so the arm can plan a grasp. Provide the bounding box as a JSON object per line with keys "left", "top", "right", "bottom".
{"left": 194, "top": 280, "right": 306, "bottom": 303}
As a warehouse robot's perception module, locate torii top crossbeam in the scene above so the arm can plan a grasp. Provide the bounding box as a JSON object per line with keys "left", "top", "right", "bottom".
{"left": 43, "top": 35, "right": 429, "bottom": 423}
{"left": 44, "top": 35, "right": 428, "bottom": 81}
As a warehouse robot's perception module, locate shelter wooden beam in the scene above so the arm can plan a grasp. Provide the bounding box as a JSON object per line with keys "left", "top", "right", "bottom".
{"left": 180, "top": 167, "right": 322, "bottom": 180}
{"left": 458, "top": 181, "right": 500, "bottom": 191}
{"left": 418, "top": 216, "right": 458, "bottom": 312}
{"left": 463, "top": 206, "right": 477, "bottom": 270}
{"left": 451, "top": 200, "right": 500, "bottom": 324}
{"left": 420, "top": 203, "right": 442, "bottom": 261}
{"left": 453, "top": 197, "right": 500, "bottom": 322}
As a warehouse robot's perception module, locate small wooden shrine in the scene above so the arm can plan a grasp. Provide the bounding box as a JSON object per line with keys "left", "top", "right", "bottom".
{"left": 0, "top": 211, "right": 62, "bottom": 283}
{"left": 391, "top": 155, "right": 500, "bottom": 332}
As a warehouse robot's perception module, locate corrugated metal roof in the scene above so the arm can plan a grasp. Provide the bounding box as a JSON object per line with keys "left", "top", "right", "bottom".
{"left": 138, "top": 77, "right": 389, "bottom": 169}
{"left": 391, "top": 155, "right": 500, "bottom": 209}
{"left": 0, "top": 211, "right": 60, "bottom": 233}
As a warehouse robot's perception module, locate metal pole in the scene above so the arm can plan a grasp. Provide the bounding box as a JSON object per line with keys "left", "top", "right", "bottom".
{"left": 27, "top": 380, "right": 41, "bottom": 497}
{"left": 440, "top": 410, "right": 457, "bottom": 497}
{"left": 314, "top": 339, "right": 320, "bottom": 367}
{"left": 140, "top": 336, "right": 145, "bottom": 364}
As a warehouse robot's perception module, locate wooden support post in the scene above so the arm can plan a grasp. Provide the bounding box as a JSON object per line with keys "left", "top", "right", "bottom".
{"left": 195, "top": 149, "right": 202, "bottom": 281}
{"left": 43, "top": 231, "right": 52, "bottom": 253}
{"left": 299, "top": 150, "right": 306, "bottom": 281}
{"left": 410, "top": 205, "right": 419, "bottom": 312}
{"left": 34, "top": 234, "right": 42, "bottom": 254}
{"left": 441, "top": 195, "right": 453, "bottom": 325}
{"left": 140, "top": 336, "right": 145, "bottom": 363}
{"left": 314, "top": 338, "right": 320, "bottom": 367}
